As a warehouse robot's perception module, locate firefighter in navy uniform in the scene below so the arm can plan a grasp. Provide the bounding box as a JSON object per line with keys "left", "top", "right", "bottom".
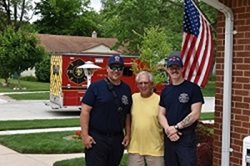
{"left": 158, "top": 52, "right": 204, "bottom": 166}
{"left": 80, "top": 54, "right": 132, "bottom": 166}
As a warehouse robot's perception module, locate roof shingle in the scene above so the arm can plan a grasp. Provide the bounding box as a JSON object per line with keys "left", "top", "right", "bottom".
{"left": 37, "top": 34, "right": 123, "bottom": 54}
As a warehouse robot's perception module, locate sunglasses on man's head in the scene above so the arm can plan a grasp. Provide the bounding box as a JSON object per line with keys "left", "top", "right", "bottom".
{"left": 109, "top": 65, "right": 124, "bottom": 71}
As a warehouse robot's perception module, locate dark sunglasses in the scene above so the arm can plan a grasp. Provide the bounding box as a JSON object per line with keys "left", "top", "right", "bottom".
{"left": 109, "top": 65, "right": 124, "bottom": 71}
{"left": 137, "top": 81, "right": 150, "bottom": 85}
{"left": 168, "top": 66, "right": 182, "bottom": 70}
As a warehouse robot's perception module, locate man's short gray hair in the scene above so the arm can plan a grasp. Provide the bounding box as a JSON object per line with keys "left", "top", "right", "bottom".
{"left": 135, "top": 71, "right": 153, "bottom": 83}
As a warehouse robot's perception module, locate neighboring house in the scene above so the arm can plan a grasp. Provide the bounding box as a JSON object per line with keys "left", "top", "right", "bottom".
{"left": 21, "top": 32, "right": 124, "bottom": 77}
{"left": 214, "top": 0, "right": 250, "bottom": 165}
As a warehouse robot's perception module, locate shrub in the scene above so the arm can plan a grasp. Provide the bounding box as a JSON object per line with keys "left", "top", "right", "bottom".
{"left": 35, "top": 55, "right": 50, "bottom": 82}
{"left": 20, "top": 76, "right": 38, "bottom": 82}
{"left": 196, "top": 121, "right": 213, "bottom": 166}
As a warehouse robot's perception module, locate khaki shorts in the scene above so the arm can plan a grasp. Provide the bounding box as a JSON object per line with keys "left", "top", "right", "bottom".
{"left": 128, "top": 153, "right": 164, "bottom": 166}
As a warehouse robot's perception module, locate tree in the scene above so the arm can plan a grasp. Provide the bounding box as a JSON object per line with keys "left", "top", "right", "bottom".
{"left": 34, "top": 0, "right": 100, "bottom": 36}
{"left": 35, "top": 53, "right": 51, "bottom": 82}
{"left": 0, "top": 26, "right": 44, "bottom": 85}
{"left": 135, "top": 26, "right": 172, "bottom": 84}
{"left": 0, "top": 0, "right": 34, "bottom": 31}
{"left": 69, "top": 10, "right": 102, "bottom": 36}
{"left": 100, "top": 0, "right": 183, "bottom": 53}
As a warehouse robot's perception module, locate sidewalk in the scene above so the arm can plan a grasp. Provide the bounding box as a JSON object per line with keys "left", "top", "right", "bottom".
{"left": 202, "top": 97, "right": 215, "bottom": 113}
{"left": 0, "top": 127, "right": 84, "bottom": 166}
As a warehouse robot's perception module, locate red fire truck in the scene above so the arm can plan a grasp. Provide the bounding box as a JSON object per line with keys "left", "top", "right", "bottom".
{"left": 49, "top": 53, "right": 142, "bottom": 110}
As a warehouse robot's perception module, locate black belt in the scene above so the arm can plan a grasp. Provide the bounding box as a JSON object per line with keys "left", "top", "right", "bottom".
{"left": 90, "top": 130, "right": 123, "bottom": 137}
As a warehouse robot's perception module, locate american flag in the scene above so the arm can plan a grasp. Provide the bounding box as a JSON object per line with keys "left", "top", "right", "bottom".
{"left": 181, "top": 0, "right": 213, "bottom": 88}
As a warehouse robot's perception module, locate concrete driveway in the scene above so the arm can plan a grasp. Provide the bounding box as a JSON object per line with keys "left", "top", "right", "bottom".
{"left": 0, "top": 99, "right": 80, "bottom": 120}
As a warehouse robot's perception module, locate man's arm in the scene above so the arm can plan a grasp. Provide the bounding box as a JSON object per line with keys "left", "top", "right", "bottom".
{"left": 158, "top": 106, "right": 180, "bottom": 141}
{"left": 158, "top": 106, "right": 169, "bottom": 130}
{"left": 122, "top": 114, "right": 131, "bottom": 147}
{"left": 176, "top": 102, "right": 202, "bottom": 129}
{"left": 80, "top": 103, "right": 95, "bottom": 149}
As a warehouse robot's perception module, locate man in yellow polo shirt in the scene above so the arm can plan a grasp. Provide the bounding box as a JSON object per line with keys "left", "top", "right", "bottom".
{"left": 127, "top": 71, "right": 164, "bottom": 166}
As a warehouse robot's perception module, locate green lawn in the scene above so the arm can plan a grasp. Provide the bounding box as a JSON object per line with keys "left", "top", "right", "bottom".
{"left": 54, "top": 155, "right": 128, "bottom": 166}
{"left": 200, "top": 112, "right": 214, "bottom": 120}
{"left": 7, "top": 92, "right": 50, "bottom": 100}
{"left": 0, "top": 78, "right": 49, "bottom": 92}
{"left": 54, "top": 157, "right": 84, "bottom": 166}
{"left": 0, "top": 131, "right": 83, "bottom": 154}
{"left": 201, "top": 81, "right": 215, "bottom": 97}
{"left": 0, "top": 118, "right": 80, "bottom": 131}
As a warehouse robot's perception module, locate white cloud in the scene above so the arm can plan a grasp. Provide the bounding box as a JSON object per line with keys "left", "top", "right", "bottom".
{"left": 90, "top": 0, "right": 102, "bottom": 12}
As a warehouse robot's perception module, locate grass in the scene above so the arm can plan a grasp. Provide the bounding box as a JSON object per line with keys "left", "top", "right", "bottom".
{"left": 200, "top": 112, "right": 214, "bottom": 120}
{"left": 54, "top": 155, "right": 128, "bottom": 166}
{"left": 0, "top": 131, "right": 83, "bottom": 154}
{"left": 7, "top": 92, "right": 49, "bottom": 100}
{"left": 0, "top": 118, "right": 80, "bottom": 131}
{"left": 54, "top": 157, "right": 84, "bottom": 166}
{"left": 0, "top": 78, "right": 49, "bottom": 92}
{"left": 0, "top": 112, "right": 213, "bottom": 131}
{"left": 201, "top": 81, "right": 215, "bottom": 97}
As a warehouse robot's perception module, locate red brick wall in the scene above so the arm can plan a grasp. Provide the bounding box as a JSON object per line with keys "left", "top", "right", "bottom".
{"left": 214, "top": 0, "right": 250, "bottom": 165}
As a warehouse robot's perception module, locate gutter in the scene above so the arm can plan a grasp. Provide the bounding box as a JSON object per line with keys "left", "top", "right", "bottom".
{"left": 201, "top": 0, "right": 234, "bottom": 165}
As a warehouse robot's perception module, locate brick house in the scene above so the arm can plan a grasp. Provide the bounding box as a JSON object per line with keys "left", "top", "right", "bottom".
{"left": 213, "top": 0, "right": 250, "bottom": 165}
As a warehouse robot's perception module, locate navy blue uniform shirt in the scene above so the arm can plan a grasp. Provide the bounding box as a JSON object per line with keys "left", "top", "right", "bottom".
{"left": 159, "top": 80, "right": 204, "bottom": 134}
{"left": 82, "top": 79, "right": 132, "bottom": 134}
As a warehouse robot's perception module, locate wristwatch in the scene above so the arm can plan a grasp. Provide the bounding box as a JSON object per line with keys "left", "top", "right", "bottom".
{"left": 174, "top": 124, "right": 179, "bottom": 130}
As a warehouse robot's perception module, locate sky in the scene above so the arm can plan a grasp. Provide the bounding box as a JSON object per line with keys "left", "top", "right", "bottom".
{"left": 90, "top": 0, "right": 102, "bottom": 11}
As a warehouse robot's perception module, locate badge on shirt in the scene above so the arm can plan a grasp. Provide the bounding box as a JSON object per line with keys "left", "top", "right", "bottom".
{"left": 179, "top": 93, "right": 189, "bottom": 103}
{"left": 121, "top": 95, "right": 129, "bottom": 105}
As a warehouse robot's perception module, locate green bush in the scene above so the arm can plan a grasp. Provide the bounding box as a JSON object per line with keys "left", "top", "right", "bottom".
{"left": 35, "top": 55, "right": 50, "bottom": 82}
{"left": 208, "top": 74, "right": 215, "bottom": 81}
{"left": 20, "top": 76, "right": 38, "bottom": 82}
{"left": 196, "top": 122, "right": 213, "bottom": 166}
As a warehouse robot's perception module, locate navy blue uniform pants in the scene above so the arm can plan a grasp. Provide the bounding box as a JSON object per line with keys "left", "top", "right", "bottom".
{"left": 164, "top": 134, "right": 197, "bottom": 166}
{"left": 85, "top": 131, "right": 124, "bottom": 166}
